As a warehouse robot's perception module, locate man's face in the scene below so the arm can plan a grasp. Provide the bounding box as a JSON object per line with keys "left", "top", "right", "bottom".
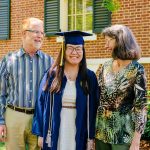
{"left": 22, "top": 22, "right": 44, "bottom": 53}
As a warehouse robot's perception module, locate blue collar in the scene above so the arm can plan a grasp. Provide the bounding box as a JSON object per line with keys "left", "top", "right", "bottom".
{"left": 17, "top": 48, "right": 43, "bottom": 58}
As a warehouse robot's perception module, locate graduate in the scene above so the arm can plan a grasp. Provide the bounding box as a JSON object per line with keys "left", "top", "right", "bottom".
{"left": 32, "top": 31, "right": 99, "bottom": 150}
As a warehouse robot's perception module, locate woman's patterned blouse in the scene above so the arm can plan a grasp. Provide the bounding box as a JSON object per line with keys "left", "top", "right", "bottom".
{"left": 96, "top": 59, "right": 147, "bottom": 144}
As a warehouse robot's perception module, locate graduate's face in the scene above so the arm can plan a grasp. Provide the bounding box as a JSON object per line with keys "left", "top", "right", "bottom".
{"left": 65, "top": 44, "right": 83, "bottom": 66}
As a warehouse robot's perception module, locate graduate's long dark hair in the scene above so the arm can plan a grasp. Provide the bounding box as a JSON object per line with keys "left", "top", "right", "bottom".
{"left": 44, "top": 44, "right": 90, "bottom": 95}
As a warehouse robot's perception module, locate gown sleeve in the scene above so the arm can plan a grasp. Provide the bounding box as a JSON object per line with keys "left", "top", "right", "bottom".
{"left": 89, "top": 71, "right": 99, "bottom": 139}
{"left": 32, "top": 71, "right": 49, "bottom": 137}
{"left": 32, "top": 91, "right": 46, "bottom": 137}
{"left": 32, "top": 70, "right": 52, "bottom": 137}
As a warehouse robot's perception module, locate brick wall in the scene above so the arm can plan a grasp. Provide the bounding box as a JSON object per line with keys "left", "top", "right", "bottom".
{"left": 0, "top": 0, "right": 150, "bottom": 90}
{"left": 112, "top": 0, "right": 150, "bottom": 57}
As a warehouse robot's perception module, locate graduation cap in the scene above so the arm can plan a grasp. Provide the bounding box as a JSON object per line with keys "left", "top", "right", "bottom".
{"left": 55, "top": 30, "right": 93, "bottom": 66}
{"left": 55, "top": 30, "right": 92, "bottom": 45}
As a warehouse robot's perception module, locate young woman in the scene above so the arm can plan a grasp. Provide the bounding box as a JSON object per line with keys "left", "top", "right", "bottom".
{"left": 32, "top": 31, "right": 99, "bottom": 150}
{"left": 95, "top": 25, "right": 147, "bottom": 150}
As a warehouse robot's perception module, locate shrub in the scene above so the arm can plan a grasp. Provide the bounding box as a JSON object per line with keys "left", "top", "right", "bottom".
{"left": 102, "top": 0, "right": 120, "bottom": 12}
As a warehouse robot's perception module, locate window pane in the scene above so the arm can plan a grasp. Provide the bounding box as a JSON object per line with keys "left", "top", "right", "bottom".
{"left": 68, "top": 16, "right": 74, "bottom": 31}
{"left": 76, "top": 15, "right": 82, "bottom": 30}
{"left": 68, "top": 16, "right": 76, "bottom": 30}
{"left": 86, "top": 0, "right": 92, "bottom": 13}
{"left": 76, "top": 0, "right": 83, "bottom": 14}
{"left": 86, "top": 14, "right": 92, "bottom": 31}
{"left": 68, "top": 0, "right": 72, "bottom": 15}
{"left": 68, "top": 16, "right": 72, "bottom": 30}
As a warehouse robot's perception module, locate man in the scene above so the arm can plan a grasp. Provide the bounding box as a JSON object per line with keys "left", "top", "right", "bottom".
{"left": 0, "top": 17, "right": 53, "bottom": 150}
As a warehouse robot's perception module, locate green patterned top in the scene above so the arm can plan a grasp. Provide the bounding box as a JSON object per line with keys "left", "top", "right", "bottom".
{"left": 96, "top": 59, "right": 147, "bottom": 144}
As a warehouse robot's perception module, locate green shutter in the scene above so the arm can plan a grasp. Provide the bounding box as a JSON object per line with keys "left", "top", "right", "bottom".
{"left": 93, "top": 0, "right": 111, "bottom": 33}
{"left": 0, "top": 0, "right": 10, "bottom": 40}
{"left": 44, "top": 0, "right": 60, "bottom": 36}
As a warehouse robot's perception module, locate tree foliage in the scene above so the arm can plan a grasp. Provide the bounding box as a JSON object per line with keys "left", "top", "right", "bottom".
{"left": 102, "top": 0, "right": 120, "bottom": 12}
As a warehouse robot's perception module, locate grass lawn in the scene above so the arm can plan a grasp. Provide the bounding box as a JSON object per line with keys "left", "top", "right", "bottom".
{"left": 0, "top": 141, "right": 150, "bottom": 149}
{"left": 0, "top": 143, "right": 29, "bottom": 150}
{"left": 0, "top": 143, "right": 5, "bottom": 150}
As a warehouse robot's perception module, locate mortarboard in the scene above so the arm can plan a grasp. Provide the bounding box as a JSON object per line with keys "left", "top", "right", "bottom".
{"left": 55, "top": 30, "right": 92, "bottom": 45}
{"left": 55, "top": 30, "right": 92, "bottom": 66}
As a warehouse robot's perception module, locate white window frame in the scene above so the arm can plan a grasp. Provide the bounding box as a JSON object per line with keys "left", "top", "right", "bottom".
{"left": 58, "top": 0, "right": 97, "bottom": 41}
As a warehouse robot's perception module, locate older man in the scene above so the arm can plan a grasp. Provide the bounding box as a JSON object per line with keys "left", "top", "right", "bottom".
{"left": 0, "top": 17, "right": 53, "bottom": 150}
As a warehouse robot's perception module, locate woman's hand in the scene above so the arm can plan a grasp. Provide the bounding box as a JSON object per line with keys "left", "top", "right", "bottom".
{"left": 38, "top": 136, "right": 43, "bottom": 149}
{"left": 129, "top": 131, "right": 141, "bottom": 150}
{"left": 87, "top": 139, "right": 95, "bottom": 150}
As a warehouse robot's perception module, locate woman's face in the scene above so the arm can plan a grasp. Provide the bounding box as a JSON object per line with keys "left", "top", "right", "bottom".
{"left": 65, "top": 44, "right": 83, "bottom": 66}
{"left": 104, "top": 35, "right": 116, "bottom": 52}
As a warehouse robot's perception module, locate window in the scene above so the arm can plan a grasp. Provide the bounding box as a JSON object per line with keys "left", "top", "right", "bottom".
{"left": 68, "top": 0, "right": 92, "bottom": 32}
{"left": 44, "top": 0, "right": 111, "bottom": 36}
{"left": 0, "top": 0, "right": 10, "bottom": 40}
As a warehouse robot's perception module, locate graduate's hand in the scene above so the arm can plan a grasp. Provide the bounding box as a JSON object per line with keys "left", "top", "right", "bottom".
{"left": 87, "top": 139, "right": 95, "bottom": 150}
{"left": 38, "top": 136, "right": 43, "bottom": 149}
{"left": 0, "top": 125, "right": 7, "bottom": 142}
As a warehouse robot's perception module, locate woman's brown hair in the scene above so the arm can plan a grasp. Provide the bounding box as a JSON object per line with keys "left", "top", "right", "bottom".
{"left": 102, "top": 24, "right": 141, "bottom": 60}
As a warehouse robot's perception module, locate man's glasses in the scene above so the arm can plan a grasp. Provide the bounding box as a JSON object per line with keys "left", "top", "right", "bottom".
{"left": 66, "top": 46, "right": 83, "bottom": 54}
{"left": 26, "top": 29, "right": 45, "bottom": 36}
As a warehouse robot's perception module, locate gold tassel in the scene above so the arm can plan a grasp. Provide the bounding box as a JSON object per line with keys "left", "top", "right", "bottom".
{"left": 60, "top": 38, "right": 64, "bottom": 66}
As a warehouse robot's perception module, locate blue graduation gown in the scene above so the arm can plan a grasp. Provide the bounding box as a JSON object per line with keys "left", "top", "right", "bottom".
{"left": 32, "top": 69, "right": 99, "bottom": 150}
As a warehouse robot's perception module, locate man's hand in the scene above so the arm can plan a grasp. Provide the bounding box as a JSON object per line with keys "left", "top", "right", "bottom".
{"left": 0, "top": 125, "right": 7, "bottom": 142}
{"left": 38, "top": 136, "right": 43, "bottom": 149}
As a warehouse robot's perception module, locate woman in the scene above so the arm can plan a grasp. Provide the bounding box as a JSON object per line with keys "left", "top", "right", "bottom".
{"left": 95, "top": 25, "right": 147, "bottom": 150}
{"left": 32, "top": 31, "right": 99, "bottom": 150}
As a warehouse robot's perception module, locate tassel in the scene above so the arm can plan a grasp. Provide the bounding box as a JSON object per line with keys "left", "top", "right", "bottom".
{"left": 60, "top": 38, "right": 64, "bottom": 66}
{"left": 46, "top": 130, "right": 52, "bottom": 147}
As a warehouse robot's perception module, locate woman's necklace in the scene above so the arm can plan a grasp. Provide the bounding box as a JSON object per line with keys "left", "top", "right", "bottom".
{"left": 112, "top": 59, "right": 131, "bottom": 74}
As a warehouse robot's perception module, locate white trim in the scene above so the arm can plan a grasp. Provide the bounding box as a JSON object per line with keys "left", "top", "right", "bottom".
{"left": 84, "top": 33, "right": 97, "bottom": 41}
{"left": 87, "top": 57, "right": 150, "bottom": 73}
{"left": 138, "top": 57, "right": 150, "bottom": 64}
{"left": 60, "top": 0, "right": 68, "bottom": 31}
{"left": 87, "top": 58, "right": 109, "bottom": 72}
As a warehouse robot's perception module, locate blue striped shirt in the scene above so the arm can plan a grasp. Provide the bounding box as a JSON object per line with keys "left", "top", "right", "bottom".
{"left": 0, "top": 48, "right": 53, "bottom": 124}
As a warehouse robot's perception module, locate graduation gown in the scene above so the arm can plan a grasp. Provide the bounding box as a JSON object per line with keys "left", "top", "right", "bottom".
{"left": 32, "top": 69, "right": 99, "bottom": 150}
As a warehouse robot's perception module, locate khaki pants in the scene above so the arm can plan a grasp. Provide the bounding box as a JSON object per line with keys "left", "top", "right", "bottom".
{"left": 5, "top": 108, "right": 40, "bottom": 150}
{"left": 95, "top": 139, "right": 130, "bottom": 150}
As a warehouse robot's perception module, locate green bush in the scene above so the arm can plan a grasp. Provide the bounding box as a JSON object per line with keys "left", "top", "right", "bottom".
{"left": 0, "top": 142, "right": 5, "bottom": 150}
{"left": 142, "top": 90, "right": 150, "bottom": 140}
{"left": 102, "top": 0, "right": 120, "bottom": 12}
{"left": 0, "top": 143, "right": 29, "bottom": 150}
